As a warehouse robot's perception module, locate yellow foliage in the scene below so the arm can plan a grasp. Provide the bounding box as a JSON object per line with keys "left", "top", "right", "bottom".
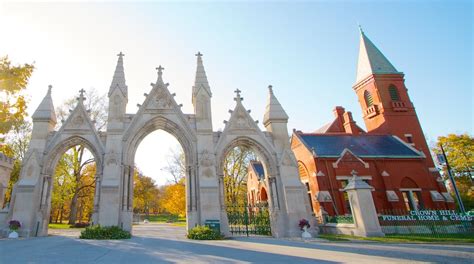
{"left": 160, "top": 180, "right": 186, "bottom": 217}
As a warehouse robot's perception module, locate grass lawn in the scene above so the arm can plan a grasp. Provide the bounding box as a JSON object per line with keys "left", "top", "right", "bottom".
{"left": 48, "top": 223, "right": 88, "bottom": 229}
{"left": 145, "top": 214, "right": 186, "bottom": 223}
{"left": 318, "top": 233, "right": 474, "bottom": 243}
{"left": 48, "top": 223, "right": 72, "bottom": 229}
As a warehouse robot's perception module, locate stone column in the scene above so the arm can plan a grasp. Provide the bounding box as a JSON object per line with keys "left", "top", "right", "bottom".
{"left": 344, "top": 170, "right": 384, "bottom": 237}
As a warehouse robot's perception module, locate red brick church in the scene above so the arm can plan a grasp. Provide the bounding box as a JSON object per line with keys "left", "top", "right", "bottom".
{"left": 290, "top": 29, "right": 453, "bottom": 217}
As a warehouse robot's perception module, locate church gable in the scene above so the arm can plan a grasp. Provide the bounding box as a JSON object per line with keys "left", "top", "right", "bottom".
{"left": 332, "top": 148, "right": 369, "bottom": 170}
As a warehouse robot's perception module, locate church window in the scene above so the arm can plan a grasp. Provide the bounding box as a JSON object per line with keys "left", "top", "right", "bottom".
{"left": 364, "top": 90, "right": 374, "bottom": 107}
{"left": 388, "top": 85, "right": 401, "bottom": 101}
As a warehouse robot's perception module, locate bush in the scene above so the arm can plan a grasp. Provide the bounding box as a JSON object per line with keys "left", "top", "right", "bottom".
{"left": 79, "top": 225, "right": 131, "bottom": 240}
{"left": 187, "top": 225, "right": 224, "bottom": 240}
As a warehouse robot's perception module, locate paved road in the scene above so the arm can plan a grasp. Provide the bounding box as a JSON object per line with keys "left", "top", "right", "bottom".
{"left": 1, "top": 223, "right": 472, "bottom": 263}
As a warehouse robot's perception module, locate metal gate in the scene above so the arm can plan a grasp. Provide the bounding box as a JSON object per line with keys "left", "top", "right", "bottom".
{"left": 226, "top": 204, "right": 271, "bottom": 236}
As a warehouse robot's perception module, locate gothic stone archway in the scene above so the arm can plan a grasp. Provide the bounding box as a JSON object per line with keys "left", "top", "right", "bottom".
{"left": 8, "top": 54, "right": 311, "bottom": 238}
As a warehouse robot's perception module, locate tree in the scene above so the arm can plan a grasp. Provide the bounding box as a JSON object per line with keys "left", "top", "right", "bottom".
{"left": 160, "top": 178, "right": 186, "bottom": 217}
{"left": 161, "top": 147, "right": 186, "bottom": 184}
{"left": 433, "top": 134, "right": 474, "bottom": 211}
{"left": 133, "top": 169, "right": 159, "bottom": 215}
{"left": 1, "top": 120, "right": 31, "bottom": 208}
{"left": 0, "top": 56, "right": 34, "bottom": 137}
{"left": 223, "top": 146, "right": 258, "bottom": 206}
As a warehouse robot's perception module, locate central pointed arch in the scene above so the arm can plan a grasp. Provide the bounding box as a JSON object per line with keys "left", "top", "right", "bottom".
{"left": 122, "top": 115, "right": 198, "bottom": 230}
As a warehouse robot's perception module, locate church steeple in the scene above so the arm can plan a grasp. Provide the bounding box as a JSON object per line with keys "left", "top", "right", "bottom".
{"left": 356, "top": 27, "right": 401, "bottom": 83}
{"left": 192, "top": 52, "right": 213, "bottom": 131}
{"left": 352, "top": 29, "right": 434, "bottom": 165}
{"left": 108, "top": 52, "right": 128, "bottom": 99}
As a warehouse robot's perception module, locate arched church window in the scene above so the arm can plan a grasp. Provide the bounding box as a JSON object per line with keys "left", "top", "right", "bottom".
{"left": 364, "top": 90, "right": 374, "bottom": 107}
{"left": 388, "top": 85, "right": 400, "bottom": 101}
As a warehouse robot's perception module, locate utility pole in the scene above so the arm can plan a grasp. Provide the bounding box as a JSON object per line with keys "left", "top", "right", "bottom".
{"left": 439, "top": 143, "right": 466, "bottom": 214}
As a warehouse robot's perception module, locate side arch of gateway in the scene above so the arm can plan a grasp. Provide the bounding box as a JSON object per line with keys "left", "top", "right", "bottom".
{"left": 5, "top": 52, "right": 312, "bottom": 238}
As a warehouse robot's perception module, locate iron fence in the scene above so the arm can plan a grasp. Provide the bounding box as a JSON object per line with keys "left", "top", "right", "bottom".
{"left": 226, "top": 204, "right": 271, "bottom": 236}
{"left": 325, "top": 215, "right": 354, "bottom": 224}
{"left": 378, "top": 209, "right": 473, "bottom": 237}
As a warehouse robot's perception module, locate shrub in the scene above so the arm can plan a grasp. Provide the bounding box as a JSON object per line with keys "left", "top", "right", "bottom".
{"left": 187, "top": 225, "right": 224, "bottom": 240}
{"left": 79, "top": 225, "right": 131, "bottom": 240}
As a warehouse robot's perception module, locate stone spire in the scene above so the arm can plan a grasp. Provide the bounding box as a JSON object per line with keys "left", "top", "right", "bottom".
{"left": 192, "top": 52, "right": 211, "bottom": 99}
{"left": 263, "top": 85, "right": 288, "bottom": 127}
{"left": 356, "top": 27, "right": 400, "bottom": 83}
{"left": 32, "top": 85, "right": 57, "bottom": 124}
{"left": 109, "top": 52, "right": 127, "bottom": 98}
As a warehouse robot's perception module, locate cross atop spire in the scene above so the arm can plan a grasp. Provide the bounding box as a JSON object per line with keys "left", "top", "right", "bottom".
{"left": 78, "top": 88, "right": 86, "bottom": 103}
{"left": 234, "top": 89, "right": 243, "bottom": 102}
{"left": 195, "top": 51, "right": 203, "bottom": 58}
{"left": 156, "top": 65, "right": 165, "bottom": 76}
{"left": 117, "top": 51, "right": 125, "bottom": 58}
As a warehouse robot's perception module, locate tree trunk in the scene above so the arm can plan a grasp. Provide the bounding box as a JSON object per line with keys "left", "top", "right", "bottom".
{"left": 59, "top": 205, "right": 64, "bottom": 223}
{"left": 68, "top": 192, "right": 79, "bottom": 225}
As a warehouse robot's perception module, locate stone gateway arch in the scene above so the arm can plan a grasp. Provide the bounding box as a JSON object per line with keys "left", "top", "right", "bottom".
{"left": 7, "top": 52, "right": 312, "bottom": 237}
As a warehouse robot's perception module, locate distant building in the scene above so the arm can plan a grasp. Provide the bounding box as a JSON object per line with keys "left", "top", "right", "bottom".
{"left": 246, "top": 161, "right": 269, "bottom": 206}
{"left": 291, "top": 29, "right": 453, "bottom": 216}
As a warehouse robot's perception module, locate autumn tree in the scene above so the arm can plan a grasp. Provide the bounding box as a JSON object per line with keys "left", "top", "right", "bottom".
{"left": 133, "top": 169, "right": 160, "bottom": 216}
{"left": 223, "top": 146, "right": 258, "bottom": 206}
{"left": 0, "top": 56, "right": 34, "bottom": 138}
{"left": 1, "top": 121, "right": 31, "bottom": 208}
{"left": 160, "top": 178, "right": 186, "bottom": 217}
{"left": 0, "top": 56, "right": 34, "bottom": 208}
{"left": 433, "top": 133, "right": 474, "bottom": 211}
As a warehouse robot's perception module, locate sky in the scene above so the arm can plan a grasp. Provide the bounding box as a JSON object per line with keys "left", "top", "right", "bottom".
{"left": 0, "top": 1, "right": 472, "bottom": 185}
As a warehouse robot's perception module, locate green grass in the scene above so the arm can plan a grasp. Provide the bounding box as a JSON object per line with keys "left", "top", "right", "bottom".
{"left": 48, "top": 223, "right": 72, "bottom": 229}
{"left": 319, "top": 233, "right": 474, "bottom": 243}
{"left": 145, "top": 214, "right": 186, "bottom": 223}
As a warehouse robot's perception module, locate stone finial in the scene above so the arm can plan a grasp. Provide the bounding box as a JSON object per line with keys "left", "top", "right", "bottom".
{"left": 156, "top": 65, "right": 165, "bottom": 76}
{"left": 234, "top": 89, "right": 243, "bottom": 102}
{"left": 77, "top": 88, "right": 86, "bottom": 103}
{"left": 47, "top": 85, "right": 52, "bottom": 95}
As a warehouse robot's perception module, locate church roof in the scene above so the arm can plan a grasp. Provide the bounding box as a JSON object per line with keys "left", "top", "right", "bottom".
{"left": 296, "top": 133, "right": 422, "bottom": 158}
{"left": 356, "top": 28, "right": 401, "bottom": 83}
{"left": 250, "top": 161, "right": 265, "bottom": 179}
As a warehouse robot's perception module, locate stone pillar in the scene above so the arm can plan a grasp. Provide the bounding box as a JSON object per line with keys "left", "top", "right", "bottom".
{"left": 344, "top": 171, "right": 384, "bottom": 237}
{"left": 0, "top": 153, "right": 14, "bottom": 209}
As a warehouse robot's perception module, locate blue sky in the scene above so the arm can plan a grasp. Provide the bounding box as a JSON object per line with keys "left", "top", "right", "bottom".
{"left": 0, "top": 1, "right": 472, "bottom": 184}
